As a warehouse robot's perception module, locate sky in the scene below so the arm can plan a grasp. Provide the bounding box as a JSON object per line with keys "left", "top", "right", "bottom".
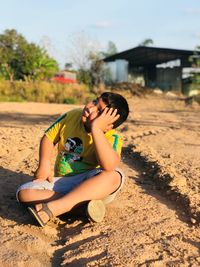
{"left": 1, "top": 0, "right": 200, "bottom": 68}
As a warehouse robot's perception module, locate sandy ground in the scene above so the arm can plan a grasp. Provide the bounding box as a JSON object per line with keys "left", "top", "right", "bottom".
{"left": 0, "top": 94, "right": 200, "bottom": 266}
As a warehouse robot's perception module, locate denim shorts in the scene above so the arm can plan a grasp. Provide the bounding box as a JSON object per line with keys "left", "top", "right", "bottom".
{"left": 16, "top": 168, "right": 125, "bottom": 204}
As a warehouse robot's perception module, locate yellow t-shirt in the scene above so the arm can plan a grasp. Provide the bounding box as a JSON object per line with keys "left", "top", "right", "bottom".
{"left": 45, "top": 109, "right": 122, "bottom": 176}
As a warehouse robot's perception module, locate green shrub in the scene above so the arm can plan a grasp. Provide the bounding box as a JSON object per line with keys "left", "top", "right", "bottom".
{"left": 63, "top": 97, "right": 76, "bottom": 104}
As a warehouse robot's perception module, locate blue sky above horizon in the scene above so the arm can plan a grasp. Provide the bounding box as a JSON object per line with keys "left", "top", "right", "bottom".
{"left": 1, "top": 0, "right": 200, "bottom": 67}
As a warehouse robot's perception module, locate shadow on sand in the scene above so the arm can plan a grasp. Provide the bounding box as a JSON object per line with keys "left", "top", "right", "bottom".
{"left": 122, "top": 145, "right": 199, "bottom": 225}
{"left": 0, "top": 167, "right": 34, "bottom": 224}
{"left": 0, "top": 112, "right": 59, "bottom": 126}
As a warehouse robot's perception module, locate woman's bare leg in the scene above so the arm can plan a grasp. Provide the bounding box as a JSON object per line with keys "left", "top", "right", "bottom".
{"left": 35, "top": 170, "right": 121, "bottom": 223}
{"left": 18, "top": 189, "right": 62, "bottom": 205}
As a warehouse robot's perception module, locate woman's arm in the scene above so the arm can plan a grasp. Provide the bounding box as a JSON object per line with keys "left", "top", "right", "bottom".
{"left": 91, "top": 108, "right": 120, "bottom": 171}
{"left": 34, "top": 135, "right": 54, "bottom": 182}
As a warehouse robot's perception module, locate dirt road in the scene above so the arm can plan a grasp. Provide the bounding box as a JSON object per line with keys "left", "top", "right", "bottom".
{"left": 0, "top": 94, "right": 199, "bottom": 266}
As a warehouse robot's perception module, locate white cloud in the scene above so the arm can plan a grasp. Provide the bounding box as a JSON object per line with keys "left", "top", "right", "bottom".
{"left": 90, "top": 21, "right": 112, "bottom": 29}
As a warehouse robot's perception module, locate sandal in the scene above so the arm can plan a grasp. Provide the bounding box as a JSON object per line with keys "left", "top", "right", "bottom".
{"left": 28, "top": 203, "right": 53, "bottom": 227}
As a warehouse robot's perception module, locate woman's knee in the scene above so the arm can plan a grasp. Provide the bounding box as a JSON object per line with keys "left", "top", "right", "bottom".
{"left": 17, "top": 188, "right": 34, "bottom": 203}
{"left": 101, "top": 170, "right": 121, "bottom": 188}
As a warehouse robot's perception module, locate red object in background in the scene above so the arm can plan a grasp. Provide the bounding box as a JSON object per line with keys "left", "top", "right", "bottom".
{"left": 53, "top": 76, "right": 76, "bottom": 84}
{"left": 52, "top": 72, "right": 77, "bottom": 84}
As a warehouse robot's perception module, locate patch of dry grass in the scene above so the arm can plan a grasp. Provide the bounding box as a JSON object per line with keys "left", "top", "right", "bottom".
{"left": 0, "top": 80, "right": 95, "bottom": 104}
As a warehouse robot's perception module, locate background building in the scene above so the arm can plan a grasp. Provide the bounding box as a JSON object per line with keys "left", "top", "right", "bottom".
{"left": 103, "top": 46, "right": 199, "bottom": 94}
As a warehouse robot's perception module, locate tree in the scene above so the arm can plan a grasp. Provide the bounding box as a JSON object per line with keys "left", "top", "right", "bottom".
{"left": 189, "top": 46, "right": 200, "bottom": 87}
{"left": 0, "top": 29, "right": 58, "bottom": 81}
{"left": 88, "top": 41, "right": 117, "bottom": 87}
{"left": 0, "top": 29, "right": 25, "bottom": 80}
{"left": 138, "top": 38, "right": 154, "bottom": 47}
{"left": 67, "top": 31, "right": 100, "bottom": 71}
{"left": 107, "top": 41, "right": 118, "bottom": 55}
{"left": 99, "top": 41, "right": 118, "bottom": 58}
{"left": 67, "top": 31, "right": 117, "bottom": 89}
{"left": 88, "top": 51, "right": 104, "bottom": 87}
{"left": 28, "top": 46, "right": 59, "bottom": 80}
{"left": 64, "top": 62, "right": 73, "bottom": 70}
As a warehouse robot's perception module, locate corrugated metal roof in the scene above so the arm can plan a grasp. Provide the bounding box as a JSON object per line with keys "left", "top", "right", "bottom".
{"left": 103, "top": 46, "right": 196, "bottom": 67}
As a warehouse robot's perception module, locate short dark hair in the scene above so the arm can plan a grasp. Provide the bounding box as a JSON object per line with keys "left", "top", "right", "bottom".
{"left": 100, "top": 92, "right": 129, "bottom": 128}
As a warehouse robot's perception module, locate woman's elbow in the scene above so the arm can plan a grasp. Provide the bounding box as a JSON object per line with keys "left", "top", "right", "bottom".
{"left": 101, "top": 154, "right": 120, "bottom": 171}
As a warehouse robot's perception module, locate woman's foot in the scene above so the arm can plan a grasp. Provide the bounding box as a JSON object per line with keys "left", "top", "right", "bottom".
{"left": 86, "top": 200, "right": 106, "bottom": 223}
{"left": 28, "top": 203, "right": 53, "bottom": 227}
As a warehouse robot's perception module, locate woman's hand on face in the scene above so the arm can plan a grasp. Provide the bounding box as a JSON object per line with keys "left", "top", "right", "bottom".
{"left": 91, "top": 108, "right": 120, "bottom": 132}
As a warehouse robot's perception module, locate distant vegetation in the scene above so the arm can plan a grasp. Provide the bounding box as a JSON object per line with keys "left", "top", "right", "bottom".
{"left": 138, "top": 38, "right": 154, "bottom": 47}
{"left": 0, "top": 79, "right": 93, "bottom": 104}
{"left": 67, "top": 32, "right": 117, "bottom": 91}
{"left": 0, "top": 29, "right": 59, "bottom": 81}
{"left": 190, "top": 46, "right": 200, "bottom": 88}
{"left": 0, "top": 29, "right": 118, "bottom": 103}
{"left": 3, "top": 28, "right": 198, "bottom": 105}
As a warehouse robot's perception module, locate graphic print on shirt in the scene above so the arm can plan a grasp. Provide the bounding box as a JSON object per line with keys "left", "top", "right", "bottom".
{"left": 56, "top": 137, "right": 84, "bottom": 176}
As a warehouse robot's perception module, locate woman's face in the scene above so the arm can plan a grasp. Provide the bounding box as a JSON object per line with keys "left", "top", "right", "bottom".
{"left": 81, "top": 97, "right": 107, "bottom": 131}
